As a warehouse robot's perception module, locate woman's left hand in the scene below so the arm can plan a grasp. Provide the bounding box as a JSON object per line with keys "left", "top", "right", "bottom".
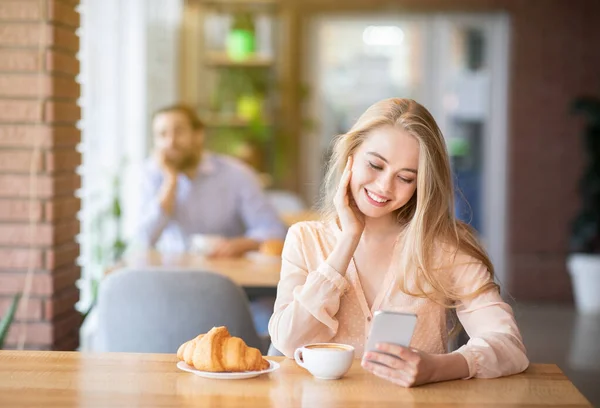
{"left": 361, "top": 343, "right": 438, "bottom": 387}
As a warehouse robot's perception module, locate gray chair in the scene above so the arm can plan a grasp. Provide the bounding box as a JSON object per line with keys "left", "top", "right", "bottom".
{"left": 267, "top": 343, "right": 284, "bottom": 356}
{"left": 94, "top": 269, "right": 264, "bottom": 354}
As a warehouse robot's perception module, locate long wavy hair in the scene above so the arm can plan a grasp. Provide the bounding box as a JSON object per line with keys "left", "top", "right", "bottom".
{"left": 320, "top": 98, "right": 498, "bottom": 306}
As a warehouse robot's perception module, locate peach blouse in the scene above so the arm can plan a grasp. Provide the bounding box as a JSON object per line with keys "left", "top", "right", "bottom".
{"left": 268, "top": 221, "right": 529, "bottom": 379}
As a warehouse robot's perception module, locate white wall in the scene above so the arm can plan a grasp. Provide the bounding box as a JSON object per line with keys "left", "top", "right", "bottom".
{"left": 78, "top": 0, "right": 183, "bottom": 312}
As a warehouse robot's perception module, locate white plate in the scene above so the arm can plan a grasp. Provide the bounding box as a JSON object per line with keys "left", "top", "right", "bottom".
{"left": 176, "top": 359, "right": 280, "bottom": 380}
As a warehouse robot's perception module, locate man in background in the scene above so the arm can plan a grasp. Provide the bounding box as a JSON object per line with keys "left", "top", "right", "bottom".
{"left": 135, "top": 104, "right": 286, "bottom": 255}
{"left": 133, "top": 104, "right": 286, "bottom": 336}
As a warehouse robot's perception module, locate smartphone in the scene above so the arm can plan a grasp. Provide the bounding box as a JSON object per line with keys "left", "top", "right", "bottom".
{"left": 365, "top": 310, "right": 418, "bottom": 354}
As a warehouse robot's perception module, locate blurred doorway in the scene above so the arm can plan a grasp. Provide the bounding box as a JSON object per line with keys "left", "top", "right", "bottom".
{"left": 304, "top": 13, "right": 510, "bottom": 283}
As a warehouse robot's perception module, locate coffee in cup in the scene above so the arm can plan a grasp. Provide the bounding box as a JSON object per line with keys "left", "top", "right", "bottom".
{"left": 294, "top": 343, "right": 354, "bottom": 380}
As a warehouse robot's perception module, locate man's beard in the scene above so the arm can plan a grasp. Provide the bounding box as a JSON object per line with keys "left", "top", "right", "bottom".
{"left": 166, "top": 150, "right": 202, "bottom": 172}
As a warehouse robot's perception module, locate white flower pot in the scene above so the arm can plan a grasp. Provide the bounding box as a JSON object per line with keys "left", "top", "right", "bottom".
{"left": 567, "top": 254, "right": 600, "bottom": 314}
{"left": 567, "top": 313, "right": 600, "bottom": 370}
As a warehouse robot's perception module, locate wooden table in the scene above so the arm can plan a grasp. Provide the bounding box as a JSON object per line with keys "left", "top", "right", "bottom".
{"left": 108, "top": 250, "right": 282, "bottom": 288}
{"left": 0, "top": 351, "right": 591, "bottom": 407}
{"left": 104, "top": 210, "right": 322, "bottom": 288}
{"left": 280, "top": 210, "right": 321, "bottom": 227}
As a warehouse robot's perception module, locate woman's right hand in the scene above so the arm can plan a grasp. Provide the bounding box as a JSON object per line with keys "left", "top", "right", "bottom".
{"left": 334, "top": 156, "right": 365, "bottom": 239}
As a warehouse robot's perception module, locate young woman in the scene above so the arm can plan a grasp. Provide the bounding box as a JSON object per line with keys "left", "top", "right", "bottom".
{"left": 268, "top": 98, "right": 528, "bottom": 387}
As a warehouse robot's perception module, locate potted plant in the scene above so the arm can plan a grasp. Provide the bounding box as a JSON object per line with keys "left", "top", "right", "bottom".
{"left": 234, "top": 69, "right": 268, "bottom": 122}
{"left": 210, "top": 68, "right": 268, "bottom": 118}
{"left": 567, "top": 95, "right": 600, "bottom": 314}
{"left": 226, "top": 12, "right": 256, "bottom": 61}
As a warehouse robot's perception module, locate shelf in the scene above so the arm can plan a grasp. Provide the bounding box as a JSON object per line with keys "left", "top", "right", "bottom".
{"left": 202, "top": 113, "right": 272, "bottom": 128}
{"left": 185, "top": 0, "right": 283, "bottom": 183}
{"left": 199, "top": 0, "right": 278, "bottom": 6}
{"left": 205, "top": 52, "right": 274, "bottom": 67}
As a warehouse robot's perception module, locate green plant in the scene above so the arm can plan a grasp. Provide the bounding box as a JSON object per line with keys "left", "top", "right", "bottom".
{"left": 570, "top": 96, "right": 600, "bottom": 253}
{"left": 226, "top": 12, "right": 256, "bottom": 61}
{"left": 81, "top": 166, "right": 127, "bottom": 322}
{"left": 0, "top": 293, "right": 21, "bottom": 349}
{"left": 211, "top": 68, "right": 269, "bottom": 112}
{"left": 208, "top": 67, "right": 271, "bottom": 169}
{"left": 208, "top": 5, "right": 317, "bottom": 185}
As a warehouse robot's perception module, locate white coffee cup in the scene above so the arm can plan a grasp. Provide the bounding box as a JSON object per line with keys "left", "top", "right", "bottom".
{"left": 294, "top": 343, "right": 354, "bottom": 380}
{"left": 189, "top": 234, "right": 224, "bottom": 255}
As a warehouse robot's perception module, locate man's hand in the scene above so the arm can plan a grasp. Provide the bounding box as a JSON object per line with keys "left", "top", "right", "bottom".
{"left": 208, "top": 238, "right": 260, "bottom": 258}
{"left": 155, "top": 150, "right": 178, "bottom": 180}
{"left": 155, "top": 150, "right": 179, "bottom": 216}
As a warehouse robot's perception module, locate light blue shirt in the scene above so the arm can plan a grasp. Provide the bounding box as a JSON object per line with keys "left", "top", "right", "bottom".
{"left": 135, "top": 152, "right": 287, "bottom": 252}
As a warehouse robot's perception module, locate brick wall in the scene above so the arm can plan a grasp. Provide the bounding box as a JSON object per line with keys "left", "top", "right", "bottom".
{"left": 0, "top": 0, "right": 81, "bottom": 350}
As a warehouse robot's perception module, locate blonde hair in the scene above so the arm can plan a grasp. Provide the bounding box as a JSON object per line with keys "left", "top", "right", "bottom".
{"left": 320, "top": 98, "right": 498, "bottom": 306}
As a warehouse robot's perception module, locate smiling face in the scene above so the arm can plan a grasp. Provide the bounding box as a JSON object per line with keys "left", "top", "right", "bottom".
{"left": 349, "top": 125, "right": 419, "bottom": 220}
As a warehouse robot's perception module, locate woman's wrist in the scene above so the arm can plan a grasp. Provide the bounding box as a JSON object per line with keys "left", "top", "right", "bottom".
{"left": 339, "top": 232, "right": 361, "bottom": 246}
{"left": 335, "top": 234, "right": 361, "bottom": 261}
{"left": 326, "top": 234, "right": 360, "bottom": 276}
{"left": 430, "top": 352, "right": 470, "bottom": 383}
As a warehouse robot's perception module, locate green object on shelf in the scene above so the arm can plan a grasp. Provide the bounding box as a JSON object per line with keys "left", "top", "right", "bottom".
{"left": 210, "top": 68, "right": 268, "bottom": 113}
{"left": 226, "top": 29, "right": 255, "bottom": 61}
{"left": 237, "top": 95, "right": 262, "bottom": 121}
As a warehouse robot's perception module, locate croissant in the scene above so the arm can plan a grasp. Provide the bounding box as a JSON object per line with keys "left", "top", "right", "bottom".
{"left": 177, "top": 334, "right": 205, "bottom": 366}
{"left": 177, "top": 326, "right": 269, "bottom": 372}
